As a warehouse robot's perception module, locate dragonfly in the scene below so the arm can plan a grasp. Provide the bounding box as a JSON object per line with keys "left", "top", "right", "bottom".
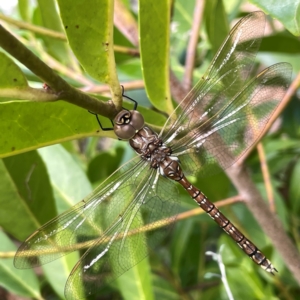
{"left": 14, "top": 11, "right": 292, "bottom": 299}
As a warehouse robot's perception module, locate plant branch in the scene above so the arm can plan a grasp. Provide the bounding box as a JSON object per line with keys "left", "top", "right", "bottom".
{"left": 0, "top": 24, "right": 117, "bottom": 119}
{"left": 183, "top": 0, "right": 205, "bottom": 92}
{"left": 0, "top": 87, "right": 59, "bottom": 101}
{"left": 257, "top": 142, "right": 275, "bottom": 212}
{"left": 114, "top": 0, "right": 139, "bottom": 46}
{"left": 84, "top": 80, "right": 144, "bottom": 93}
{"left": 113, "top": 45, "right": 139, "bottom": 56}
{"left": 170, "top": 69, "right": 186, "bottom": 102}
{"left": 0, "top": 13, "right": 66, "bottom": 40}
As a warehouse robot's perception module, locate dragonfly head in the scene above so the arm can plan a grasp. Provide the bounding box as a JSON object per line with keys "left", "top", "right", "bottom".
{"left": 114, "top": 110, "right": 144, "bottom": 140}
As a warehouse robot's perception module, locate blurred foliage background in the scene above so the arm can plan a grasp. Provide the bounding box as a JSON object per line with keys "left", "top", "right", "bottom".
{"left": 0, "top": 0, "right": 300, "bottom": 299}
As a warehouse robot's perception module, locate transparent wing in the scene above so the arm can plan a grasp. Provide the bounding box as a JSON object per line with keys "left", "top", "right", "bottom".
{"left": 168, "top": 63, "right": 292, "bottom": 177}
{"left": 14, "top": 155, "right": 180, "bottom": 299}
{"left": 14, "top": 156, "right": 146, "bottom": 268}
{"left": 159, "top": 12, "right": 292, "bottom": 177}
{"left": 160, "top": 11, "right": 266, "bottom": 144}
{"left": 64, "top": 164, "right": 179, "bottom": 299}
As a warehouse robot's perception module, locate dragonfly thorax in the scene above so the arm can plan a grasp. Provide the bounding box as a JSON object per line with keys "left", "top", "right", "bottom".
{"left": 129, "top": 126, "right": 173, "bottom": 168}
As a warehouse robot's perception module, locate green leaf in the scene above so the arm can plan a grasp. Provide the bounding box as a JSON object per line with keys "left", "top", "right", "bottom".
{"left": 18, "top": 0, "right": 31, "bottom": 22}
{"left": 35, "top": 0, "right": 70, "bottom": 64}
{"left": 139, "top": 0, "right": 173, "bottom": 114}
{"left": 260, "top": 34, "right": 300, "bottom": 53}
{"left": 35, "top": 145, "right": 90, "bottom": 298}
{"left": 152, "top": 273, "right": 180, "bottom": 300}
{"left": 225, "top": 266, "right": 265, "bottom": 299}
{"left": 117, "top": 257, "right": 154, "bottom": 300}
{"left": 173, "top": 0, "right": 195, "bottom": 34}
{"left": 57, "top": 0, "right": 117, "bottom": 84}
{"left": 0, "top": 231, "right": 41, "bottom": 299}
{"left": 290, "top": 159, "right": 300, "bottom": 212}
{"left": 204, "top": 0, "right": 229, "bottom": 54}
{"left": 172, "top": 0, "right": 196, "bottom": 71}
{"left": 1, "top": 151, "right": 56, "bottom": 240}
{"left": 0, "top": 101, "right": 113, "bottom": 158}
{"left": 0, "top": 52, "right": 28, "bottom": 88}
{"left": 42, "top": 252, "right": 80, "bottom": 299}
{"left": 220, "top": 235, "right": 275, "bottom": 299}
{"left": 249, "top": 0, "right": 300, "bottom": 36}
{"left": 170, "top": 218, "right": 194, "bottom": 274}
{"left": 38, "top": 144, "right": 93, "bottom": 213}
{"left": 0, "top": 148, "right": 84, "bottom": 299}
{"left": 88, "top": 144, "right": 125, "bottom": 184}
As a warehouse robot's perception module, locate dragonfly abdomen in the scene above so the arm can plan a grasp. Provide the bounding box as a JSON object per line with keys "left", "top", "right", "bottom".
{"left": 177, "top": 174, "right": 277, "bottom": 274}
{"left": 129, "top": 122, "right": 278, "bottom": 275}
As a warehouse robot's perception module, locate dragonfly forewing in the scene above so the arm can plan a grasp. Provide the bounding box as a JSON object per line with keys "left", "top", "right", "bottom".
{"left": 163, "top": 63, "right": 292, "bottom": 177}
{"left": 160, "top": 11, "right": 266, "bottom": 143}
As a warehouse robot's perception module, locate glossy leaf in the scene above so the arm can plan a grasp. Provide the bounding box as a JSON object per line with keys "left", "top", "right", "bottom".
{"left": 35, "top": 0, "right": 70, "bottom": 64}
{"left": 87, "top": 144, "right": 125, "bottom": 185}
{"left": 0, "top": 52, "right": 28, "bottom": 88}
{"left": 290, "top": 159, "right": 300, "bottom": 212}
{"left": 139, "top": 0, "right": 173, "bottom": 114}
{"left": 42, "top": 252, "right": 80, "bottom": 299}
{"left": 18, "top": 0, "right": 30, "bottom": 22}
{"left": 0, "top": 101, "right": 112, "bottom": 158}
{"left": 38, "top": 144, "right": 93, "bottom": 213}
{"left": 260, "top": 34, "right": 300, "bottom": 53}
{"left": 170, "top": 218, "right": 194, "bottom": 274}
{"left": 0, "top": 231, "right": 41, "bottom": 299}
{"left": 205, "top": 0, "right": 229, "bottom": 54}
{"left": 1, "top": 151, "right": 56, "bottom": 240}
{"left": 57, "top": 0, "right": 116, "bottom": 83}
{"left": 249, "top": 0, "right": 300, "bottom": 36}
{"left": 38, "top": 145, "right": 89, "bottom": 298}
{"left": 117, "top": 256, "right": 154, "bottom": 300}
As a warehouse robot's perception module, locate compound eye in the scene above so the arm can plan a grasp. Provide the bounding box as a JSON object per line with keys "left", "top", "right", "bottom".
{"left": 113, "top": 110, "right": 144, "bottom": 140}
{"left": 115, "top": 125, "right": 135, "bottom": 140}
{"left": 130, "top": 110, "right": 144, "bottom": 131}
